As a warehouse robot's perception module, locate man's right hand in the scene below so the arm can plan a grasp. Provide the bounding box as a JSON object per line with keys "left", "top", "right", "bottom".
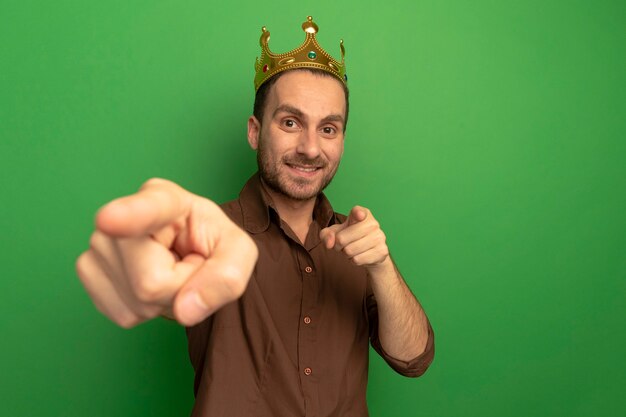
{"left": 76, "top": 178, "right": 258, "bottom": 328}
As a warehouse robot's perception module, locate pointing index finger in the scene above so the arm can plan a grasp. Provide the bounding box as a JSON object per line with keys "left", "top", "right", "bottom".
{"left": 96, "top": 178, "right": 192, "bottom": 237}
{"left": 347, "top": 206, "right": 368, "bottom": 226}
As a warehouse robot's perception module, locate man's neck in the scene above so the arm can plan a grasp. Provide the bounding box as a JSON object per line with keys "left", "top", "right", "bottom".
{"left": 260, "top": 179, "right": 317, "bottom": 244}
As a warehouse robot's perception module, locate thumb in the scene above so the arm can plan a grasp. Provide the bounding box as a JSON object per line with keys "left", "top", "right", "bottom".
{"left": 173, "top": 224, "right": 258, "bottom": 326}
{"left": 320, "top": 224, "right": 341, "bottom": 249}
{"left": 347, "top": 206, "right": 368, "bottom": 226}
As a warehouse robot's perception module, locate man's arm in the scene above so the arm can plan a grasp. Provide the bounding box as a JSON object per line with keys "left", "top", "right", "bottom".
{"left": 366, "top": 257, "right": 429, "bottom": 360}
{"left": 320, "top": 206, "right": 431, "bottom": 361}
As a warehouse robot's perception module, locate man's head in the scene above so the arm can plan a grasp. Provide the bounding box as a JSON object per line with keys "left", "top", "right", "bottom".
{"left": 247, "top": 69, "right": 348, "bottom": 201}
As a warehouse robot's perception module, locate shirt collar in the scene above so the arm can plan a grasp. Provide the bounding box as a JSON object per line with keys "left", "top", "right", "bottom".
{"left": 239, "top": 172, "right": 338, "bottom": 234}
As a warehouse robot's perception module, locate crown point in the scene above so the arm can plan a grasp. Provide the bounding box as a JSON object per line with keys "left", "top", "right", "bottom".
{"left": 302, "top": 16, "right": 318, "bottom": 34}
{"left": 260, "top": 27, "right": 270, "bottom": 47}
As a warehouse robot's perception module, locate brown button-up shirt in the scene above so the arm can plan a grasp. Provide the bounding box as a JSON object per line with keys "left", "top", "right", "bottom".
{"left": 186, "top": 173, "right": 435, "bottom": 417}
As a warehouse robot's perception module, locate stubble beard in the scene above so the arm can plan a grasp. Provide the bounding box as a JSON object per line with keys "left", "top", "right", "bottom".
{"left": 257, "top": 134, "right": 339, "bottom": 201}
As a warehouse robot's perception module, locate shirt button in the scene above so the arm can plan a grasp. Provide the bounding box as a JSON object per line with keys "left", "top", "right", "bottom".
{"left": 305, "top": 266, "right": 313, "bottom": 273}
{"left": 304, "top": 367, "right": 312, "bottom": 376}
{"left": 303, "top": 316, "right": 311, "bottom": 324}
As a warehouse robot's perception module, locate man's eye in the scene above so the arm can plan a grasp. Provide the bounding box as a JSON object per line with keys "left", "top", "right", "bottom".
{"left": 322, "top": 127, "right": 336, "bottom": 135}
{"left": 284, "top": 119, "right": 298, "bottom": 128}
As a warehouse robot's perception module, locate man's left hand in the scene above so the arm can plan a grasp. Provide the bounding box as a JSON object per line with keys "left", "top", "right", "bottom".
{"left": 320, "top": 206, "right": 390, "bottom": 269}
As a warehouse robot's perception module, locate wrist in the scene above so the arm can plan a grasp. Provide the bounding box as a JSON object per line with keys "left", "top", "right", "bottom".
{"left": 366, "top": 255, "right": 395, "bottom": 278}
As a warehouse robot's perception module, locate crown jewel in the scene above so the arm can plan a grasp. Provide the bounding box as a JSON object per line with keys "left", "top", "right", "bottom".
{"left": 254, "top": 16, "right": 347, "bottom": 91}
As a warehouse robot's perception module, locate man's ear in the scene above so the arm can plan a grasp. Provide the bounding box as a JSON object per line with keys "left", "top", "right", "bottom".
{"left": 247, "top": 116, "right": 261, "bottom": 150}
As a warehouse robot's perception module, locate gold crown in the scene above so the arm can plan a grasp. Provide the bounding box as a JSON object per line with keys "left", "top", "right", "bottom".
{"left": 254, "top": 16, "right": 347, "bottom": 91}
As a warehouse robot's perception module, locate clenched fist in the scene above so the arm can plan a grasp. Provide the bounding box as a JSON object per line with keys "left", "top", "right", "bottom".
{"left": 76, "top": 178, "right": 258, "bottom": 328}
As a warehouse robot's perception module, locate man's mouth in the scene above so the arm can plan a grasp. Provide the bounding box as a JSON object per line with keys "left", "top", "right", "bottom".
{"left": 285, "top": 163, "right": 324, "bottom": 176}
{"left": 287, "top": 164, "right": 319, "bottom": 172}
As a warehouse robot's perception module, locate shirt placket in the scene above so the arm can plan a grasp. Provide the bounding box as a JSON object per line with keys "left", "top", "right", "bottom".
{"left": 296, "top": 247, "right": 320, "bottom": 416}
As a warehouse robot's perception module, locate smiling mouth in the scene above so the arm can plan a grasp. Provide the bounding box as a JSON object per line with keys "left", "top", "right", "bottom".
{"left": 286, "top": 163, "right": 322, "bottom": 173}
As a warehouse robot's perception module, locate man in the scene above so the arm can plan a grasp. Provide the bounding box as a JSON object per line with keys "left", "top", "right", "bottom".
{"left": 76, "top": 16, "right": 434, "bottom": 416}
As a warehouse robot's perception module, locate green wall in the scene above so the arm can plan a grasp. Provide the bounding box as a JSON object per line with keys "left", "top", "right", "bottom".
{"left": 1, "top": 1, "right": 624, "bottom": 416}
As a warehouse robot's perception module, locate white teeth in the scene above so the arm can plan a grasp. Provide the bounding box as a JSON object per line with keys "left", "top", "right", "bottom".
{"left": 292, "top": 165, "right": 317, "bottom": 172}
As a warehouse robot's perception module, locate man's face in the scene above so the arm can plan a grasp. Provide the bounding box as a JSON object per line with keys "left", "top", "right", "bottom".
{"left": 248, "top": 70, "right": 347, "bottom": 201}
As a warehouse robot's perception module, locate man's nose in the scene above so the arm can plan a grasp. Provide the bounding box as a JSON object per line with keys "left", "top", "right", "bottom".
{"left": 296, "top": 128, "right": 321, "bottom": 159}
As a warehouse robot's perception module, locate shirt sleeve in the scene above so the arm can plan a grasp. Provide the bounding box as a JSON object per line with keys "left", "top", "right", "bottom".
{"left": 366, "top": 281, "right": 435, "bottom": 378}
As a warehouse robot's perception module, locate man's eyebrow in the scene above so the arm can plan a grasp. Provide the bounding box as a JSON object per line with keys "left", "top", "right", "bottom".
{"left": 273, "top": 104, "right": 305, "bottom": 119}
{"left": 273, "top": 104, "right": 345, "bottom": 126}
{"left": 321, "top": 114, "right": 345, "bottom": 125}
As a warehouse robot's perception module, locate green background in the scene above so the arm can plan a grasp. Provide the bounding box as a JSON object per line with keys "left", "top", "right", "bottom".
{"left": 1, "top": 0, "right": 624, "bottom": 416}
